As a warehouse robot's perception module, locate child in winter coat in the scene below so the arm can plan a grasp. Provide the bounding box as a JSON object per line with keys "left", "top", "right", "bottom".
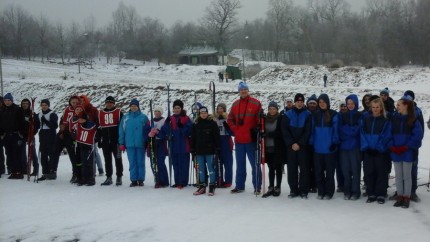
{"left": 360, "top": 98, "right": 391, "bottom": 204}
{"left": 390, "top": 95, "right": 423, "bottom": 208}
{"left": 147, "top": 105, "right": 169, "bottom": 188}
{"left": 213, "top": 103, "right": 234, "bottom": 188}
{"left": 160, "top": 99, "right": 193, "bottom": 189}
{"left": 118, "top": 99, "right": 151, "bottom": 187}
{"left": 310, "top": 94, "right": 339, "bottom": 200}
{"left": 339, "top": 94, "right": 363, "bottom": 200}
{"left": 191, "top": 106, "right": 220, "bottom": 195}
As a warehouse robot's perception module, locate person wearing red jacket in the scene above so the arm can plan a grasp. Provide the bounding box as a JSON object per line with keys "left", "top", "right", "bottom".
{"left": 227, "top": 81, "right": 262, "bottom": 195}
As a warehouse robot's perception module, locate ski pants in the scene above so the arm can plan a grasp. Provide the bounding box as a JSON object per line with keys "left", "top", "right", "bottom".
{"left": 127, "top": 147, "right": 145, "bottom": 182}
{"left": 0, "top": 140, "right": 5, "bottom": 174}
{"left": 197, "top": 154, "right": 216, "bottom": 185}
{"left": 3, "top": 133, "right": 25, "bottom": 174}
{"left": 154, "top": 140, "right": 169, "bottom": 186}
{"left": 172, "top": 153, "right": 190, "bottom": 186}
{"left": 102, "top": 142, "right": 123, "bottom": 178}
{"left": 287, "top": 148, "right": 309, "bottom": 194}
{"left": 80, "top": 144, "right": 95, "bottom": 184}
{"left": 363, "top": 152, "right": 388, "bottom": 198}
{"left": 40, "top": 142, "right": 55, "bottom": 175}
{"left": 340, "top": 148, "right": 362, "bottom": 197}
{"left": 52, "top": 133, "right": 78, "bottom": 175}
{"left": 314, "top": 153, "right": 336, "bottom": 197}
{"left": 235, "top": 142, "right": 261, "bottom": 191}
{"left": 218, "top": 136, "right": 233, "bottom": 184}
{"left": 394, "top": 161, "right": 413, "bottom": 197}
{"left": 411, "top": 149, "right": 419, "bottom": 193}
{"left": 336, "top": 152, "right": 344, "bottom": 189}
{"left": 266, "top": 152, "right": 283, "bottom": 188}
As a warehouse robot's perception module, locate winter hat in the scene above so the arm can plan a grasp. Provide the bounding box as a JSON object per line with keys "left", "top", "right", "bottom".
{"left": 153, "top": 105, "right": 163, "bottom": 115}
{"left": 404, "top": 90, "right": 415, "bottom": 100}
{"left": 318, "top": 94, "right": 330, "bottom": 109}
{"left": 105, "top": 96, "right": 116, "bottom": 103}
{"left": 380, "top": 87, "right": 390, "bottom": 96}
{"left": 400, "top": 95, "right": 413, "bottom": 102}
{"left": 199, "top": 106, "right": 209, "bottom": 113}
{"left": 294, "top": 93, "right": 305, "bottom": 103}
{"left": 129, "top": 99, "right": 140, "bottom": 108}
{"left": 3, "top": 93, "right": 13, "bottom": 102}
{"left": 173, "top": 99, "right": 184, "bottom": 110}
{"left": 238, "top": 81, "right": 249, "bottom": 91}
{"left": 217, "top": 103, "right": 227, "bottom": 112}
{"left": 306, "top": 94, "right": 317, "bottom": 105}
{"left": 285, "top": 98, "right": 293, "bottom": 102}
{"left": 21, "top": 98, "right": 30, "bottom": 105}
{"left": 41, "top": 99, "right": 50, "bottom": 107}
{"left": 369, "top": 95, "right": 380, "bottom": 103}
{"left": 268, "top": 101, "right": 279, "bottom": 110}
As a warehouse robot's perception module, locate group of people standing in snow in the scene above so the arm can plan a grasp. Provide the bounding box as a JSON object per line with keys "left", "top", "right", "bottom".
{"left": 0, "top": 82, "right": 428, "bottom": 208}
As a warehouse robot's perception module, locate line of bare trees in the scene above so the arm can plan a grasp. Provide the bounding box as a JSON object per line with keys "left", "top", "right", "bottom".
{"left": 0, "top": 0, "right": 429, "bottom": 66}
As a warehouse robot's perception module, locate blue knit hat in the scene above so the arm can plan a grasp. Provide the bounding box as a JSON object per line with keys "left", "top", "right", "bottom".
{"left": 268, "top": 101, "right": 279, "bottom": 110}
{"left": 404, "top": 90, "right": 415, "bottom": 100}
{"left": 4, "top": 93, "right": 13, "bottom": 102}
{"left": 238, "top": 81, "right": 249, "bottom": 91}
{"left": 129, "top": 99, "right": 139, "bottom": 108}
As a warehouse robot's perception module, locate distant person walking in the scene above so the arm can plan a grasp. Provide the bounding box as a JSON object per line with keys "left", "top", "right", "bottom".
{"left": 218, "top": 72, "right": 224, "bottom": 83}
{"left": 323, "top": 74, "right": 328, "bottom": 87}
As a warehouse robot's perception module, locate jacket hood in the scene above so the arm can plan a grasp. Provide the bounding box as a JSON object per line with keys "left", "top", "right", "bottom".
{"left": 318, "top": 94, "right": 330, "bottom": 109}
{"left": 345, "top": 94, "right": 359, "bottom": 112}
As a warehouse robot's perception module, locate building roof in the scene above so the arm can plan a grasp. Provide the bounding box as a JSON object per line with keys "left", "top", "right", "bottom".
{"left": 178, "top": 46, "right": 218, "bottom": 56}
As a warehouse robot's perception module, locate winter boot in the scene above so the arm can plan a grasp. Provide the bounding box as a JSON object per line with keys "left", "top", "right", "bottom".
{"left": 393, "top": 196, "right": 404, "bottom": 207}
{"left": 230, "top": 188, "right": 244, "bottom": 194}
{"left": 101, "top": 177, "right": 112, "bottom": 186}
{"left": 273, "top": 187, "right": 281, "bottom": 197}
{"left": 116, "top": 177, "right": 122, "bottom": 186}
{"left": 262, "top": 187, "right": 274, "bottom": 198}
{"left": 193, "top": 185, "right": 206, "bottom": 195}
{"left": 208, "top": 184, "right": 215, "bottom": 196}
{"left": 46, "top": 171, "right": 57, "bottom": 180}
{"left": 137, "top": 181, "right": 144, "bottom": 186}
{"left": 86, "top": 178, "right": 96, "bottom": 186}
{"left": 70, "top": 174, "right": 78, "bottom": 184}
{"left": 410, "top": 193, "right": 421, "bottom": 203}
{"left": 401, "top": 196, "right": 410, "bottom": 209}
{"left": 37, "top": 175, "right": 47, "bottom": 181}
{"left": 130, "top": 181, "right": 138, "bottom": 187}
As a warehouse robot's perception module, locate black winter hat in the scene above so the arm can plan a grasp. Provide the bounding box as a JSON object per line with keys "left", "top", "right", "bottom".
{"left": 404, "top": 90, "right": 415, "bottom": 100}
{"left": 306, "top": 94, "right": 317, "bottom": 105}
{"left": 173, "top": 99, "right": 184, "bottom": 110}
{"left": 41, "top": 99, "right": 50, "bottom": 107}
{"left": 369, "top": 95, "right": 380, "bottom": 103}
{"left": 105, "top": 96, "right": 116, "bottom": 103}
{"left": 294, "top": 93, "right": 305, "bottom": 103}
{"left": 199, "top": 106, "right": 209, "bottom": 113}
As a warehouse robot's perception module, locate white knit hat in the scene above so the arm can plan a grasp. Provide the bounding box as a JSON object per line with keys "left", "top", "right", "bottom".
{"left": 153, "top": 105, "right": 163, "bottom": 115}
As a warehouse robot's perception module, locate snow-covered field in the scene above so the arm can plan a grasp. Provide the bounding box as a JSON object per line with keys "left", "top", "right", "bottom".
{"left": 1, "top": 59, "right": 430, "bottom": 242}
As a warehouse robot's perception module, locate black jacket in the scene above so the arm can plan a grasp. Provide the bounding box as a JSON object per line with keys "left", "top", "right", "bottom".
{"left": 98, "top": 108, "right": 123, "bottom": 146}
{"left": 191, "top": 116, "right": 220, "bottom": 155}
{"left": 0, "top": 104, "right": 26, "bottom": 136}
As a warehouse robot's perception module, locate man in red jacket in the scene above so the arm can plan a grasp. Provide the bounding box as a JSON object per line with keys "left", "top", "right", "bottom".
{"left": 227, "top": 82, "right": 262, "bottom": 194}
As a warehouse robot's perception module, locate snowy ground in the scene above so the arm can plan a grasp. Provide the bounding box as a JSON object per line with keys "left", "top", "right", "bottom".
{"left": 1, "top": 59, "right": 430, "bottom": 242}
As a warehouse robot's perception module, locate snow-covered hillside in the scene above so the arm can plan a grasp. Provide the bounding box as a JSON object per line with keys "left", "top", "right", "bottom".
{"left": 1, "top": 59, "right": 430, "bottom": 242}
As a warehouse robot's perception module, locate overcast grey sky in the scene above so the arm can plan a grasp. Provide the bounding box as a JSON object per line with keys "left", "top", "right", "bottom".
{"left": 0, "top": 0, "right": 366, "bottom": 27}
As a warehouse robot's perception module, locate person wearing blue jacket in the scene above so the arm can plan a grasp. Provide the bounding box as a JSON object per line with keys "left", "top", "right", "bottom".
{"left": 160, "top": 99, "right": 193, "bottom": 189}
{"left": 339, "top": 94, "right": 362, "bottom": 200}
{"left": 390, "top": 95, "right": 424, "bottom": 209}
{"left": 310, "top": 94, "right": 339, "bottom": 200}
{"left": 119, "top": 99, "right": 151, "bottom": 187}
{"left": 360, "top": 98, "right": 392, "bottom": 204}
{"left": 282, "top": 94, "right": 312, "bottom": 199}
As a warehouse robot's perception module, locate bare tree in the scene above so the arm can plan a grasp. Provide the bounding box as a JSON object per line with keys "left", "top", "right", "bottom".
{"left": 2, "top": 4, "right": 32, "bottom": 58}
{"left": 36, "top": 15, "right": 51, "bottom": 63}
{"left": 54, "top": 22, "right": 66, "bottom": 64}
{"left": 202, "top": 0, "right": 241, "bottom": 64}
{"left": 267, "top": 0, "right": 294, "bottom": 61}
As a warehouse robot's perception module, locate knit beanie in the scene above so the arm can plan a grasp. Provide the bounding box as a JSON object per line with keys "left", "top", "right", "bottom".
{"left": 268, "top": 101, "right": 279, "bottom": 110}
{"left": 41, "top": 99, "right": 50, "bottom": 107}
{"left": 105, "top": 96, "right": 116, "bottom": 103}
{"left": 238, "top": 81, "right": 249, "bottom": 91}
{"left": 173, "top": 99, "right": 184, "bottom": 110}
{"left": 294, "top": 93, "right": 305, "bottom": 102}
{"left": 217, "top": 103, "right": 227, "bottom": 112}
{"left": 153, "top": 105, "right": 163, "bottom": 115}
{"left": 4, "top": 93, "right": 13, "bottom": 102}
{"left": 129, "top": 99, "right": 140, "bottom": 108}
{"left": 404, "top": 90, "right": 415, "bottom": 100}
{"left": 380, "top": 87, "right": 390, "bottom": 96}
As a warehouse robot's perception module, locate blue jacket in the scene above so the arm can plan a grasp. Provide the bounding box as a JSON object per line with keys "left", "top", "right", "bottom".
{"left": 282, "top": 107, "right": 312, "bottom": 147}
{"left": 360, "top": 114, "right": 391, "bottom": 153}
{"left": 339, "top": 94, "right": 362, "bottom": 150}
{"left": 390, "top": 112, "right": 423, "bottom": 162}
{"left": 160, "top": 113, "right": 193, "bottom": 154}
{"left": 118, "top": 111, "right": 151, "bottom": 148}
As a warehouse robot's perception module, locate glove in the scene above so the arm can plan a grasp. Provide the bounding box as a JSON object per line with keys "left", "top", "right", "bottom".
{"left": 390, "top": 146, "right": 400, "bottom": 154}
{"left": 397, "top": 146, "right": 408, "bottom": 154}
{"left": 148, "top": 128, "right": 159, "bottom": 137}
{"left": 41, "top": 115, "right": 48, "bottom": 123}
{"left": 177, "top": 120, "right": 184, "bottom": 128}
{"left": 119, "top": 145, "right": 126, "bottom": 152}
{"left": 329, "top": 144, "right": 338, "bottom": 152}
{"left": 366, "top": 149, "right": 378, "bottom": 156}
{"left": 165, "top": 116, "right": 171, "bottom": 124}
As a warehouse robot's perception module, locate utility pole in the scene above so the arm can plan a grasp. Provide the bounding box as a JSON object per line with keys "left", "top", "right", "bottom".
{"left": 242, "top": 36, "right": 249, "bottom": 83}
{"left": 0, "top": 46, "right": 3, "bottom": 96}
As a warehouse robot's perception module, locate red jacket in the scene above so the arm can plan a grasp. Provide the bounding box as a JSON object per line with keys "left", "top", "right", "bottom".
{"left": 227, "top": 95, "right": 261, "bottom": 144}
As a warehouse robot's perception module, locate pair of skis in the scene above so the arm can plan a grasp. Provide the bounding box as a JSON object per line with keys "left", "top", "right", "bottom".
{"left": 27, "top": 98, "right": 38, "bottom": 182}
{"left": 256, "top": 108, "right": 266, "bottom": 196}
{"left": 148, "top": 99, "right": 159, "bottom": 186}
{"left": 209, "top": 81, "right": 223, "bottom": 188}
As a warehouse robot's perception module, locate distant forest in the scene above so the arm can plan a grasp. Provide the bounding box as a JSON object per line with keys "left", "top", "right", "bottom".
{"left": 0, "top": 0, "right": 429, "bottom": 66}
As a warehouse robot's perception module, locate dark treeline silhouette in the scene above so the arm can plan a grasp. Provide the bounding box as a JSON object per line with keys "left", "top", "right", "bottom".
{"left": 0, "top": 0, "right": 429, "bottom": 66}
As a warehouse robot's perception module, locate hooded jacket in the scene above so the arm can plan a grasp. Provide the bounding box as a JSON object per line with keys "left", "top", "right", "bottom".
{"left": 339, "top": 94, "right": 362, "bottom": 150}
{"left": 191, "top": 115, "right": 220, "bottom": 155}
{"left": 118, "top": 110, "right": 151, "bottom": 148}
{"left": 389, "top": 112, "right": 423, "bottom": 162}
